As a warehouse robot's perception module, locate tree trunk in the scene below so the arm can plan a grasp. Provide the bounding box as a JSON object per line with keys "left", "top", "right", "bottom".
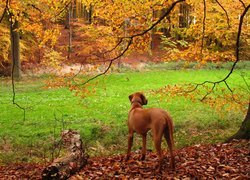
{"left": 67, "top": 3, "right": 73, "bottom": 60}
{"left": 10, "top": 17, "right": 21, "bottom": 80}
{"left": 42, "top": 129, "right": 88, "bottom": 179}
{"left": 65, "top": 8, "right": 70, "bottom": 29}
{"left": 88, "top": 4, "right": 93, "bottom": 24}
{"left": 148, "top": 9, "right": 154, "bottom": 56}
{"left": 227, "top": 102, "right": 250, "bottom": 142}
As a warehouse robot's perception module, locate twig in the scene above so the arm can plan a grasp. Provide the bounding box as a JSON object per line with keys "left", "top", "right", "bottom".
{"left": 81, "top": 38, "right": 133, "bottom": 85}
{"left": 201, "top": 83, "right": 216, "bottom": 101}
{"left": 240, "top": 73, "right": 250, "bottom": 92}
{"left": 28, "top": 4, "right": 42, "bottom": 13}
{"left": 239, "top": 0, "right": 246, "bottom": 8}
{"left": 215, "top": 0, "right": 230, "bottom": 28}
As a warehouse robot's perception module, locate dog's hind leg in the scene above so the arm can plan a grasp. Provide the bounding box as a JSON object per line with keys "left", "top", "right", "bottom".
{"left": 141, "top": 134, "right": 147, "bottom": 160}
{"left": 126, "top": 131, "right": 134, "bottom": 161}
{"left": 164, "top": 124, "right": 175, "bottom": 169}
{"left": 152, "top": 128, "right": 164, "bottom": 172}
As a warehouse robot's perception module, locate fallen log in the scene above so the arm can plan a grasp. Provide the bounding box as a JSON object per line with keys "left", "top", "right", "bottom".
{"left": 42, "top": 129, "right": 88, "bottom": 179}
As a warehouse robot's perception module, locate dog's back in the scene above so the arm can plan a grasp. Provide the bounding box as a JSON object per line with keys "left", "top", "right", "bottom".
{"left": 128, "top": 108, "right": 173, "bottom": 134}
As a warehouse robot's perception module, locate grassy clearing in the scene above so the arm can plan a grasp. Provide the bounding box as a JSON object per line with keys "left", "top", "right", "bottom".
{"left": 0, "top": 62, "right": 249, "bottom": 164}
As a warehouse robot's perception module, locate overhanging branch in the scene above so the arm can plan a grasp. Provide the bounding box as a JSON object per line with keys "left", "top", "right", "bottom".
{"left": 186, "top": 4, "right": 250, "bottom": 101}
{"left": 80, "top": 0, "right": 185, "bottom": 85}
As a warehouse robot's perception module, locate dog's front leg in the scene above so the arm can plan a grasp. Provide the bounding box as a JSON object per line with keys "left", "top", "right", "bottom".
{"left": 141, "top": 134, "right": 147, "bottom": 160}
{"left": 126, "top": 132, "right": 134, "bottom": 161}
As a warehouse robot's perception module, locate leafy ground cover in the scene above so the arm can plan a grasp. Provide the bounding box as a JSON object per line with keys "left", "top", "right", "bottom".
{"left": 0, "top": 62, "right": 249, "bottom": 164}
{"left": 0, "top": 140, "right": 249, "bottom": 179}
{"left": 71, "top": 140, "right": 249, "bottom": 179}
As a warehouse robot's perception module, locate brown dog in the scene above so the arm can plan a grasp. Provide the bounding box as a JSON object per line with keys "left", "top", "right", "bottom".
{"left": 126, "top": 92, "right": 175, "bottom": 171}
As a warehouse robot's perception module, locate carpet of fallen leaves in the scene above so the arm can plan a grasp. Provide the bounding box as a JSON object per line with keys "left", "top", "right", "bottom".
{"left": 0, "top": 140, "right": 249, "bottom": 179}
{"left": 71, "top": 140, "right": 250, "bottom": 179}
{"left": 0, "top": 163, "right": 45, "bottom": 179}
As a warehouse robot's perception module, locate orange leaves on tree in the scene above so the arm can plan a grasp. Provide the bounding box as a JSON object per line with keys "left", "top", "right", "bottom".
{"left": 44, "top": 72, "right": 98, "bottom": 99}
{"left": 150, "top": 83, "right": 249, "bottom": 114}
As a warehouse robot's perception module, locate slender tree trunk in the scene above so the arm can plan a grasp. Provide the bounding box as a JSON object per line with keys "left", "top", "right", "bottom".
{"left": 65, "top": 8, "right": 70, "bottom": 29}
{"left": 88, "top": 4, "right": 93, "bottom": 24}
{"left": 10, "top": 16, "right": 21, "bottom": 80}
{"left": 227, "top": 102, "right": 250, "bottom": 142}
{"left": 67, "top": 3, "right": 73, "bottom": 60}
{"left": 148, "top": 9, "right": 154, "bottom": 56}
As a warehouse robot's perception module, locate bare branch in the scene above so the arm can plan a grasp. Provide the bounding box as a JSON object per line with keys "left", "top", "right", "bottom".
{"left": 240, "top": 73, "right": 250, "bottom": 92}
{"left": 28, "top": 4, "right": 42, "bottom": 13}
{"left": 215, "top": 0, "right": 230, "bottom": 28}
{"left": 201, "top": 83, "right": 216, "bottom": 101}
{"left": 185, "top": 4, "right": 250, "bottom": 100}
{"left": 94, "top": 0, "right": 186, "bottom": 59}
{"left": 81, "top": 38, "right": 133, "bottom": 85}
{"left": 79, "top": 0, "right": 185, "bottom": 85}
{"left": 239, "top": 0, "right": 246, "bottom": 8}
{"left": 94, "top": 38, "right": 124, "bottom": 59}
{"left": 224, "top": 80, "right": 233, "bottom": 93}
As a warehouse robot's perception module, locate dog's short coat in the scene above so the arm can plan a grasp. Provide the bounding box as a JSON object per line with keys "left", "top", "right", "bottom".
{"left": 126, "top": 92, "right": 175, "bottom": 171}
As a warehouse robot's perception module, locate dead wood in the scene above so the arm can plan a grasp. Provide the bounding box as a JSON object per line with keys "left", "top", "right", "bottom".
{"left": 42, "top": 129, "right": 88, "bottom": 180}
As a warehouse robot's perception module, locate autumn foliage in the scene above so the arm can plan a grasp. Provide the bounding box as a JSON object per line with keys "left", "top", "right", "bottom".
{"left": 0, "top": 0, "right": 250, "bottom": 178}
{"left": 1, "top": 0, "right": 250, "bottom": 72}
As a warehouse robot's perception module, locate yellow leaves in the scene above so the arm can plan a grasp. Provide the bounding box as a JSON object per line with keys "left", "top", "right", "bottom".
{"left": 162, "top": 41, "right": 236, "bottom": 63}
{"left": 44, "top": 69, "right": 99, "bottom": 99}
{"left": 0, "top": 24, "right": 10, "bottom": 62}
{"left": 38, "top": 27, "right": 61, "bottom": 48}
{"left": 42, "top": 48, "right": 65, "bottom": 68}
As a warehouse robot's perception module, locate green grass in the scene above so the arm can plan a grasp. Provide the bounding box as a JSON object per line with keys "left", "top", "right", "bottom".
{"left": 0, "top": 62, "right": 249, "bottom": 164}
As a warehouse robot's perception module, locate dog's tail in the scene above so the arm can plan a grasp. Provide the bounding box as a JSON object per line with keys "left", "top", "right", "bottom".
{"left": 164, "top": 114, "right": 175, "bottom": 169}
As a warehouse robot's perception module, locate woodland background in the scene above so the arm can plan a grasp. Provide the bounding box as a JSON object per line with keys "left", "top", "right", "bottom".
{"left": 0, "top": 0, "right": 249, "bottom": 179}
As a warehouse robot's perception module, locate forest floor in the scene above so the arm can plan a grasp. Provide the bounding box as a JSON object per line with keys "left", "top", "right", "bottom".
{"left": 0, "top": 140, "right": 249, "bottom": 179}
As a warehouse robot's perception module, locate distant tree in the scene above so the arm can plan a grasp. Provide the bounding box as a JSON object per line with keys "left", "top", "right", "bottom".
{"left": 9, "top": 12, "right": 21, "bottom": 80}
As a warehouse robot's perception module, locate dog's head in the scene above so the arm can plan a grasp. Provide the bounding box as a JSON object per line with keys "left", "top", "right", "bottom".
{"left": 129, "top": 92, "right": 148, "bottom": 106}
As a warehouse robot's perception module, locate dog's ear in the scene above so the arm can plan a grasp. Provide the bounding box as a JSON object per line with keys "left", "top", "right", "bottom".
{"left": 140, "top": 93, "right": 148, "bottom": 105}
{"left": 129, "top": 94, "right": 133, "bottom": 102}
